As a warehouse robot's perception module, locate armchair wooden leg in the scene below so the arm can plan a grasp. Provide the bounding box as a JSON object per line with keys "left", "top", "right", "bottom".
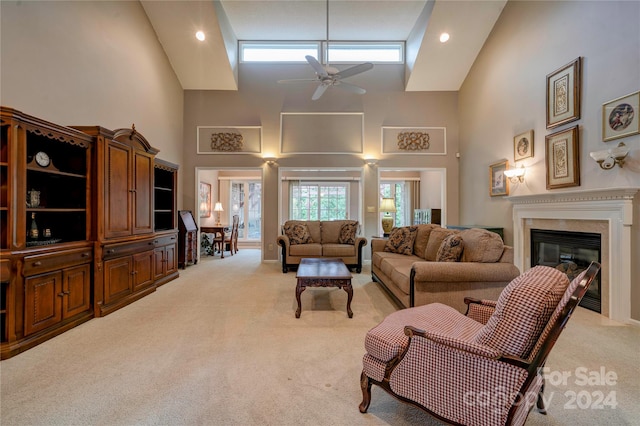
{"left": 359, "top": 371, "right": 372, "bottom": 413}
{"left": 536, "top": 380, "right": 547, "bottom": 414}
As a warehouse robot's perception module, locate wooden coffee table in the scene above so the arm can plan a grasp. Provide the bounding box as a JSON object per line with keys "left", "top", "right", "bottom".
{"left": 295, "top": 258, "right": 353, "bottom": 318}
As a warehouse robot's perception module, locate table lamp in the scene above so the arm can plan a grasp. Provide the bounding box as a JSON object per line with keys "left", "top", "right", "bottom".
{"left": 213, "top": 202, "right": 224, "bottom": 226}
{"left": 380, "top": 198, "right": 397, "bottom": 236}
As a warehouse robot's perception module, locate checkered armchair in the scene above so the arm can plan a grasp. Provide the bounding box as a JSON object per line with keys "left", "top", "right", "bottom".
{"left": 359, "top": 262, "right": 600, "bottom": 426}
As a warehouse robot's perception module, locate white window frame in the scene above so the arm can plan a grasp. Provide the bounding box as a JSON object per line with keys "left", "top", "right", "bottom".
{"left": 240, "top": 41, "right": 404, "bottom": 64}
{"left": 290, "top": 182, "right": 350, "bottom": 221}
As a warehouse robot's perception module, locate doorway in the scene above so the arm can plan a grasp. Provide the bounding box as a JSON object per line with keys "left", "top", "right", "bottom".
{"left": 196, "top": 167, "right": 263, "bottom": 257}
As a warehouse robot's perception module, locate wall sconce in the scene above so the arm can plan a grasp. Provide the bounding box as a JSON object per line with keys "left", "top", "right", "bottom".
{"left": 589, "top": 142, "right": 630, "bottom": 170}
{"left": 364, "top": 158, "right": 378, "bottom": 166}
{"left": 213, "top": 202, "right": 224, "bottom": 226}
{"left": 503, "top": 165, "right": 526, "bottom": 183}
{"left": 263, "top": 156, "right": 277, "bottom": 166}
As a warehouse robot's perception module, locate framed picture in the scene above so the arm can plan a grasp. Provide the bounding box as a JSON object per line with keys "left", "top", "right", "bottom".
{"left": 602, "top": 91, "right": 639, "bottom": 142}
{"left": 199, "top": 182, "right": 211, "bottom": 218}
{"left": 514, "top": 129, "right": 534, "bottom": 161}
{"left": 489, "top": 160, "right": 509, "bottom": 197}
{"left": 545, "top": 126, "right": 580, "bottom": 190}
{"left": 546, "top": 57, "right": 581, "bottom": 129}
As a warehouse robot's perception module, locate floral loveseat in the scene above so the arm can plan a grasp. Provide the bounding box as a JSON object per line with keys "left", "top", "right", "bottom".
{"left": 277, "top": 220, "right": 368, "bottom": 273}
{"left": 372, "top": 224, "right": 520, "bottom": 312}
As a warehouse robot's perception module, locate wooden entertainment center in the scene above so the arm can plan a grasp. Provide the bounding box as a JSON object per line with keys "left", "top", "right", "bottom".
{"left": 0, "top": 107, "right": 180, "bottom": 359}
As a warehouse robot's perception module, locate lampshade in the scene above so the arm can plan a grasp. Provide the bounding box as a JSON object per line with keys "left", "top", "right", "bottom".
{"left": 380, "top": 198, "right": 397, "bottom": 213}
{"left": 213, "top": 202, "right": 224, "bottom": 212}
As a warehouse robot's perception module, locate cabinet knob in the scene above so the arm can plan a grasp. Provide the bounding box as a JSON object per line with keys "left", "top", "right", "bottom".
{"left": 106, "top": 249, "right": 115, "bottom": 254}
{"left": 81, "top": 252, "right": 90, "bottom": 258}
{"left": 131, "top": 271, "right": 137, "bottom": 275}
{"left": 171, "top": 237, "right": 176, "bottom": 240}
{"left": 33, "top": 261, "right": 42, "bottom": 267}
{"left": 129, "top": 189, "right": 137, "bottom": 193}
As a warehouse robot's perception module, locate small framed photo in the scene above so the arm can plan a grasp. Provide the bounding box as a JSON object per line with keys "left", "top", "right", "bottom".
{"left": 602, "top": 91, "right": 639, "bottom": 142}
{"left": 514, "top": 130, "right": 534, "bottom": 161}
{"left": 545, "top": 126, "right": 580, "bottom": 190}
{"left": 546, "top": 57, "right": 581, "bottom": 129}
{"left": 199, "top": 182, "right": 211, "bottom": 218}
{"left": 489, "top": 160, "right": 509, "bottom": 197}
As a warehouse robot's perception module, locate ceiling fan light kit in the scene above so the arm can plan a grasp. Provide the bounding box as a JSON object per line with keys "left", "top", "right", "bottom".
{"left": 277, "top": 0, "right": 374, "bottom": 100}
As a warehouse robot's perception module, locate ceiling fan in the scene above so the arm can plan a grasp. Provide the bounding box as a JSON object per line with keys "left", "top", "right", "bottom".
{"left": 277, "top": 0, "right": 374, "bottom": 100}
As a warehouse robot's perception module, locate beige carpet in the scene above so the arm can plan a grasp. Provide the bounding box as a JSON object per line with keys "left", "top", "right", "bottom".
{"left": 1, "top": 249, "right": 638, "bottom": 425}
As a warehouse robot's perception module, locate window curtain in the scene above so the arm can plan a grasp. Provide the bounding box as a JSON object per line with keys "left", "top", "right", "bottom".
{"left": 408, "top": 180, "right": 420, "bottom": 225}
{"left": 218, "top": 180, "right": 231, "bottom": 225}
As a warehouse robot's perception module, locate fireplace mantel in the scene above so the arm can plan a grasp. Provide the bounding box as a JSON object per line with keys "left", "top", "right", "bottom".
{"left": 509, "top": 187, "right": 638, "bottom": 323}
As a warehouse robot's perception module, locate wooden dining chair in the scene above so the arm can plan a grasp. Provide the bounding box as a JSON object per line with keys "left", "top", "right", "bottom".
{"left": 214, "top": 215, "right": 239, "bottom": 258}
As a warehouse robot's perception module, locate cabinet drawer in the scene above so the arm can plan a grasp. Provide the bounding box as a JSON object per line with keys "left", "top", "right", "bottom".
{"left": 24, "top": 248, "right": 93, "bottom": 277}
{"left": 103, "top": 239, "right": 156, "bottom": 260}
{"left": 154, "top": 234, "right": 178, "bottom": 247}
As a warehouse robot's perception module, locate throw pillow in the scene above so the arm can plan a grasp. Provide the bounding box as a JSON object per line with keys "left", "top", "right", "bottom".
{"left": 283, "top": 223, "right": 313, "bottom": 245}
{"left": 384, "top": 226, "right": 418, "bottom": 255}
{"left": 436, "top": 234, "right": 464, "bottom": 262}
{"left": 424, "top": 228, "right": 458, "bottom": 261}
{"left": 338, "top": 221, "right": 358, "bottom": 244}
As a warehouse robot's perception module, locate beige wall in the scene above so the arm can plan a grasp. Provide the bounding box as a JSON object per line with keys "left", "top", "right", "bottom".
{"left": 183, "top": 66, "right": 461, "bottom": 261}
{"left": 0, "top": 0, "right": 184, "bottom": 184}
{"left": 459, "top": 1, "right": 640, "bottom": 318}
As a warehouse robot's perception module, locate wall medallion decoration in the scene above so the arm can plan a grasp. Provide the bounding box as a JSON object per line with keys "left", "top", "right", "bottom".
{"left": 545, "top": 125, "right": 580, "bottom": 190}
{"left": 546, "top": 57, "right": 581, "bottom": 129}
{"left": 210, "top": 132, "right": 243, "bottom": 152}
{"left": 397, "top": 131, "right": 430, "bottom": 150}
{"left": 382, "top": 127, "right": 446, "bottom": 155}
{"left": 602, "top": 90, "right": 639, "bottom": 142}
{"left": 197, "top": 126, "right": 262, "bottom": 154}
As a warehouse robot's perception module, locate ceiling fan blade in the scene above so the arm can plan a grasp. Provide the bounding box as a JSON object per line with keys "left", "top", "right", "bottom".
{"left": 305, "top": 55, "right": 329, "bottom": 77}
{"left": 311, "top": 84, "right": 329, "bottom": 101}
{"left": 336, "top": 62, "right": 374, "bottom": 79}
{"left": 277, "top": 79, "right": 318, "bottom": 84}
{"left": 334, "top": 82, "right": 366, "bottom": 95}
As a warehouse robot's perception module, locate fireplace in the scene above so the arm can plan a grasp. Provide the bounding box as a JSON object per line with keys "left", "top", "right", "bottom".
{"left": 531, "top": 229, "right": 601, "bottom": 312}
{"left": 510, "top": 187, "right": 637, "bottom": 323}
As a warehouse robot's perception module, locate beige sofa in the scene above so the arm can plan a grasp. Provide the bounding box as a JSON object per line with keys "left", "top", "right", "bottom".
{"left": 277, "top": 220, "right": 367, "bottom": 273}
{"left": 371, "top": 224, "right": 520, "bottom": 312}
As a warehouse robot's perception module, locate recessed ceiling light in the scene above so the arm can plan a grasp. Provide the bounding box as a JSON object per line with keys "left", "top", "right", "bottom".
{"left": 195, "top": 31, "right": 205, "bottom": 41}
{"left": 439, "top": 33, "right": 450, "bottom": 43}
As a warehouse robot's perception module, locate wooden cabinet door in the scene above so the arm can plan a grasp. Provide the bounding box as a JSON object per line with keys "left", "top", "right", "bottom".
{"left": 132, "top": 251, "right": 154, "bottom": 292}
{"left": 62, "top": 264, "right": 91, "bottom": 319}
{"left": 24, "top": 272, "right": 62, "bottom": 336}
{"left": 153, "top": 247, "right": 165, "bottom": 280}
{"left": 105, "top": 141, "right": 132, "bottom": 239}
{"left": 133, "top": 152, "right": 154, "bottom": 235}
{"left": 104, "top": 256, "right": 133, "bottom": 305}
{"left": 165, "top": 243, "right": 177, "bottom": 275}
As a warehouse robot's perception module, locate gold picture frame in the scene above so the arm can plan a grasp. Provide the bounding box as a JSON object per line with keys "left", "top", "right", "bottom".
{"left": 489, "top": 160, "right": 509, "bottom": 197}
{"left": 199, "top": 182, "right": 211, "bottom": 218}
{"left": 514, "top": 129, "right": 534, "bottom": 162}
{"left": 546, "top": 57, "right": 581, "bottom": 129}
{"left": 602, "top": 90, "right": 639, "bottom": 142}
{"left": 545, "top": 126, "right": 580, "bottom": 190}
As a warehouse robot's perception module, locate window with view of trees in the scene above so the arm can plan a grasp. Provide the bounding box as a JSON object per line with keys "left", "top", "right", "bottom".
{"left": 290, "top": 182, "right": 348, "bottom": 221}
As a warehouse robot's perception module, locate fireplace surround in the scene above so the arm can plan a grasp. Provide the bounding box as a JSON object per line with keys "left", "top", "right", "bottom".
{"left": 510, "top": 188, "right": 638, "bottom": 323}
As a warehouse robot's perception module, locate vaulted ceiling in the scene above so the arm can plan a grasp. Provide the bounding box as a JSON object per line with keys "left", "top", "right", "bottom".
{"left": 141, "top": 0, "right": 506, "bottom": 92}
